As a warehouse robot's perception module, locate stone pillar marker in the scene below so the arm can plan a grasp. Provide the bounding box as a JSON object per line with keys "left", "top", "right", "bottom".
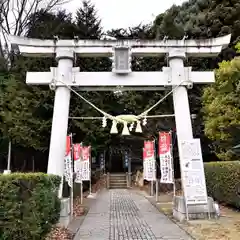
{"left": 47, "top": 50, "right": 74, "bottom": 178}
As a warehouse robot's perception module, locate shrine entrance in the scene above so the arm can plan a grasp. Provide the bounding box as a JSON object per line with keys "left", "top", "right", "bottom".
{"left": 108, "top": 147, "right": 130, "bottom": 173}
{"left": 109, "top": 152, "right": 124, "bottom": 173}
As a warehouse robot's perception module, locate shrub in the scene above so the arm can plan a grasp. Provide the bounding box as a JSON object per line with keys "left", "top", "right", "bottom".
{"left": 0, "top": 173, "right": 61, "bottom": 240}
{"left": 204, "top": 161, "right": 240, "bottom": 209}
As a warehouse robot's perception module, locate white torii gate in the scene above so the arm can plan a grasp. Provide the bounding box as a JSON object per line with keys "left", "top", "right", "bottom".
{"left": 9, "top": 35, "right": 231, "bottom": 180}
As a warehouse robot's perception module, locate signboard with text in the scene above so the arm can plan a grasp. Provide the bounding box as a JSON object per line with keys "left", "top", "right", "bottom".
{"left": 143, "top": 141, "right": 156, "bottom": 181}
{"left": 99, "top": 152, "right": 105, "bottom": 170}
{"left": 159, "top": 132, "right": 174, "bottom": 183}
{"left": 73, "top": 144, "right": 82, "bottom": 183}
{"left": 64, "top": 135, "right": 73, "bottom": 187}
{"left": 81, "top": 146, "right": 91, "bottom": 181}
{"left": 179, "top": 139, "right": 208, "bottom": 205}
{"left": 73, "top": 145, "right": 91, "bottom": 182}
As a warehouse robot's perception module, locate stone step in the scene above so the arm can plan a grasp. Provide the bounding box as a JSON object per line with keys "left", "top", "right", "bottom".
{"left": 110, "top": 172, "right": 126, "bottom": 174}
{"left": 109, "top": 180, "right": 127, "bottom": 184}
{"left": 110, "top": 181, "right": 126, "bottom": 184}
{"left": 109, "top": 175, "right": 126, "bottom": 178}
{"left": 109, "top": 186, "right": 127, "bottom": 189}
{"left": 109, "top": 182, "right": 127, "bottom": 188}
{"left": 110, "top": 183, "right": 127, "bottom": 186}
{"left": 109, "top": 174, "right": 126, "bottom": 177}
{"left": 109, "top": 183, "right": 127, "bottom": 186}
{"left": 110, "top": 182, "right": 127, "bottom": 185}
{"left": 109, "top": 179, "right": 127, "bottom": 182}
{"left": 109, "top": 176, "right": 126, "bottom": 180}
{"left": 110, "top": 184, "right": 127, "bottom": 186}
{"left": 108, "top": 173, "right": 128, "bottom": 189}
{"left": 110, "top": 179, "right": 126, "bottom": 182}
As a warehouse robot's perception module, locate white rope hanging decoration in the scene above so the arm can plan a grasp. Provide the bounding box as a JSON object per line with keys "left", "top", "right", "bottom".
{"left": 54, "top": 79, "right": 188, "bottom": 135}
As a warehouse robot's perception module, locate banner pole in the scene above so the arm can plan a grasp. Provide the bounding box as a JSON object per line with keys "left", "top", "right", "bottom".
{"left": 143, "top": 147, "right": 146, "bottom": 190}
{"left": 154, "top": 139, "right": 159, "bottom": 202}
{"left": 89, "top": 178, "right": 92, "bottom": 195}
{"left": 70, "top": 133, "right": 74, "bottom": 218}
{"left": 150, "top": 181, "right": 153, "bottom": 196}
{"left": 79, "top": 142, "right": 83, "bottom": 204}
{"left": 89, "top": 146, "right": 92, "bottom": 195}
{"left": 156, "top": 179, "right": 159, "bottom": 202}
{"left": 103, "top": 150, "right": 106, "bottom": 175}
{"left": 153, "top": 139, "right": 157, "bottom": 200}
{"left": 80, "top": 181, "right": 83, "bottom": 204}
{"left": 170, "top": 130, "right": 176, "bottom": 197}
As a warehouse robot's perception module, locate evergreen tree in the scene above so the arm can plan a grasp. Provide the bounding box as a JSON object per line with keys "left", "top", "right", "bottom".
{"left": 0, "top": 62, "right": 10, "bottom": 168}
{"left": 26, "top": 9, "right": 77, "bottom": 39}
{"left": 151, "top": 0, "right": 240, "bottom": 160}
{"left": 75, "top": 0, "right": 102, "bottom": 39}
{"left": 202, "top": 45, "right": 240, "bottom": 160}
{"left": 1, "top": 10, "right": 79, "bottom": 151}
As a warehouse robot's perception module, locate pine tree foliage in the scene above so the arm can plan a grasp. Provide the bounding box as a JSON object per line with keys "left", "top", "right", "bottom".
{"left": 75, "top": 0, "right": 102, "bottom": 39}
{"left": 26, "top": 9, "right": 77, "bottom": 39}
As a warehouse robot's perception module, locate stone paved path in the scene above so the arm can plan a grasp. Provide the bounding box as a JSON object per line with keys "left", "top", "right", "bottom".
{"left": 76, "top": 189, "right": 192, "bottom": 240}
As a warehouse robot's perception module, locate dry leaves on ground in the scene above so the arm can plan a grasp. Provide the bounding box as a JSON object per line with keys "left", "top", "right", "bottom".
{"left": 180, "top": 205, "right": 240, "bottom": 240}
{"left": 148, "top": 189, "right": 240, "bottom": 240}
{"left": 46, "top": 227, "right": 73, "bottom": 240}
{"left": 92, "top": 177, "right": 106, "bottom": 193}
{"left": 73, "top": 196, "right": 85, "bottom": 217}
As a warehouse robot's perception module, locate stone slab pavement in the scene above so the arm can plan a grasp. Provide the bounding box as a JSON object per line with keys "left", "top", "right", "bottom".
{"left": 74, "top": 189, "right": 193, "bottom": 240}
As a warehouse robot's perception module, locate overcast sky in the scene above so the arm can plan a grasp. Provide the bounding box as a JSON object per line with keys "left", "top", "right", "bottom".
{"left": 61, "top": 0, "right": 186, "bottom": 31}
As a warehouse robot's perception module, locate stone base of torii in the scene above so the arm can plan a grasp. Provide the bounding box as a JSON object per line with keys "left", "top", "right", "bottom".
{"left": 9, "top": 34, "right": 231, "bottom": 221}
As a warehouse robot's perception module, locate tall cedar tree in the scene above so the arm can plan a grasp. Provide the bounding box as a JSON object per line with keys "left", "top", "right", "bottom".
{"left": 75, "top": 0, "right": 102, "bottom": 39}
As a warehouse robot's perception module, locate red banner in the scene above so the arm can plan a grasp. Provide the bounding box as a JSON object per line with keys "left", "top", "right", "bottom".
{"left": 159, "top": 132, "right": 171, "bottom": 155}
{"left": 143, "top": 141, "right": 156, "bottom": 181}
{"left": 73, "top": 144, "right": 81, "bottom": 161}
{"left": 81, "top": 146, "right": 91, "bottom": 161}
{"left": 65, "top": 135, "right": 71, "bottom": 156}
{"left": 143, "top": 148, "right": 146, "bottom": 160}
{"left": 144, "top": 141, "right": 154, "bottom": 158}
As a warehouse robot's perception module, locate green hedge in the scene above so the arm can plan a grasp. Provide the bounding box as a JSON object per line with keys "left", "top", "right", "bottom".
{"left": 204, "top": 161, "right": 240, "bottom": 209}
{"left": 0, "top": 173, "right": 61, "bottom": 240}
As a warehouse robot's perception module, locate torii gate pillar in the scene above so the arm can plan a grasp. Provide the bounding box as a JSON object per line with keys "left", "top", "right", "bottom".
{"left": 47, "top": 50, "right": 74, "bottom": 177}
{"left": 169, "top": 50, "right": 193, "bottom": 142}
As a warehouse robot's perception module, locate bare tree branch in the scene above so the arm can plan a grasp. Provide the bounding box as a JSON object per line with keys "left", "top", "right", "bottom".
{"left": 0, "top": 0, "right": 71, "bottom": 57}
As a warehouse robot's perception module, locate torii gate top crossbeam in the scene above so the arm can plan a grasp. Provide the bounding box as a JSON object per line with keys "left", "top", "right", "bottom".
{"left": 9, "top": 34, "right": 231, "bottom": 58}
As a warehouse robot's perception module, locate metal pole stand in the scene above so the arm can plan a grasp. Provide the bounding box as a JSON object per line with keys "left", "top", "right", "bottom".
{"left": 155, "top": 179, "right": 159, "bottom": 202}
